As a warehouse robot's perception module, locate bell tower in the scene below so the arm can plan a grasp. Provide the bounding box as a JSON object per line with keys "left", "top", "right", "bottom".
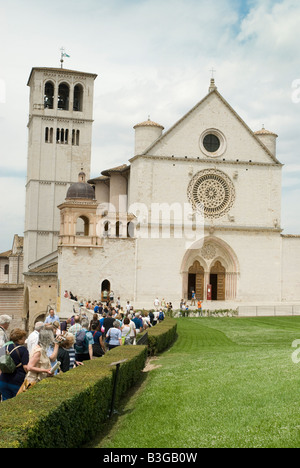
{"left": 23, "top": 67, "right": 97, "bottom": 272}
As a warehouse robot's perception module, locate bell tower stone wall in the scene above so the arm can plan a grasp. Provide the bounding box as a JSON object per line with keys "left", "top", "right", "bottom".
{"left": 24, "top": 67, "right": 97, "bottom": 272}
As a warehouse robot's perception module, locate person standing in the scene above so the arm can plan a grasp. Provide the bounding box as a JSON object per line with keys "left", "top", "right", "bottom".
{"left": 121, "top": 318, "right": 131, "bottom": 345}
{"left": 0, "top": 315, "right": 12, "bottom": 347}
{"left": 74, "top": 318, "right": 94, "bottom": 362}
{"left": 191, "top": 290, "right": 196, "bottom": 306}
{"left": 0, "top": 329, "right": 29, "bottom": 401}
{"left": 197, "top": 300, "right": 203, "bottom": 317}
{"left": 26, "top": 329, "right": 57, "bottom": 386}
{"left": 44, "top": 308, "right": 60, "bottom": 325}
{"left": 148, "top": 310, "right": 154, "bottom": 326}
{"left": 106, "top": 321, "right": 122, "bottom": 350}
{"left": 68, "top": 315, "right": 82, "bottom": 336}
{"left": 103, "top": 311, "right": 115, "bottom": 336}
{"left": 25, "top": 322, "right": 44, "bottom": 355}
{"left": 128, "top": 314, "right": 137, "bottom": 344}
{"left": 91, "top": 322, "right": 105, "bottom": 357}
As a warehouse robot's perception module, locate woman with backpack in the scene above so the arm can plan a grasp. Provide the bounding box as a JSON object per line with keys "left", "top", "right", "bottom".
{"left": 74, "top": 318, "right": 94, "bottom": 362}
{"left": 0, "top": 328, "right": 29, "bottom": 401}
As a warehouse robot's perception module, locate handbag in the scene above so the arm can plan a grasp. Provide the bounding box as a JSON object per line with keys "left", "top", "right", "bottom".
{"left": 0, "top": 344, "right": 22, "bottom": 374}
{"left": 16, "top": 378, "right": 37, "bottom": 396}
{"left": 121, "top": 328, "right": 131, "bottom": 345}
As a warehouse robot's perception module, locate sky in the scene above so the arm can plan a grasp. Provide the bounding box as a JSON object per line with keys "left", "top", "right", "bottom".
{"left": 0, "top": 0, "right": 300, "bottom": 252}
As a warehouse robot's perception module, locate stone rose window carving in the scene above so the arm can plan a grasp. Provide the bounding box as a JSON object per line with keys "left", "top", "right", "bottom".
{"left": 200, "top": 243, "right": 217, "bottom": 260}
{"left": 187, "top": 169, "right": 235, "bottom": 219}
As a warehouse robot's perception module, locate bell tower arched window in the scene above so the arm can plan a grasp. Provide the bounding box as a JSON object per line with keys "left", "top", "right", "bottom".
{"left": 73, "top": 84, "right": 84, "bottom": 111}
{"left": 44, "top": 81, "right": 54, "bottom": 109}
{"left": 58, "top": 83, "right": 70, "bottom": 110}
{"left": 76, "top": 216, "right": 90, "bottom": 236}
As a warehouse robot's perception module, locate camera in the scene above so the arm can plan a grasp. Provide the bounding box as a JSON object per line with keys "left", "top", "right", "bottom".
{"left": 54, "top": 335, "right": 67, "bottom": 344}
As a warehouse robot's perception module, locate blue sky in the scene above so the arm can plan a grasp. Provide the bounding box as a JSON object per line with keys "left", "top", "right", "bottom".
{"left": 0, "top": 0, "right": 300, "bottom": 252}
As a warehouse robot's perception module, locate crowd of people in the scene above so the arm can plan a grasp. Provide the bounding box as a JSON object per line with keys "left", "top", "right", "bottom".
{"left": 180, "top": 295, "right": 203, "bottom": 316}
{"left": 0, "top": 303, "right": 165, "bottom": 403}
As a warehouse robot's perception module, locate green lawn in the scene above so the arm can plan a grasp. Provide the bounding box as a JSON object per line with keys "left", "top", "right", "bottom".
{"left": 91, "top": 317, "right": 300, "bottom": 448}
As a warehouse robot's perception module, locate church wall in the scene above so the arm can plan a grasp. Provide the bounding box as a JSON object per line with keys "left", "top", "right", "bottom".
{"left": 148, "top": 93, "right": 275, "bottom": 165}
{"left": 58, "top": 239, "right": 136, "bottom": 309}
{"left": 218, "top": 230, "right": 282, "bottom": 302}
{"left": 134, "top": 237, "right": 184, "bottom": 307}
{"left": 0, "top": 285, "right": 24, "bottom": 330}
{"left": 281, "top": 237, "right": 300, "bottom": 301}
{"left": 24, "top": 274, "right": 57, "bottom": 332}
{"left": 0, "top": 258, "right": 9, "bottom": 283}
{"left": 131, "top": 230, "right": 283, "bottom": 307}
{"left": 110, "top": 174, "right": 127, "bottom": 212}
{"left": 8, "top": 255, "right": 23, "bottom": 284}
{"left": 129, "top": 156, "right": 281, "bottom": 230}
{"left": 95, "top": 182, "right": 109, "bottom": 205}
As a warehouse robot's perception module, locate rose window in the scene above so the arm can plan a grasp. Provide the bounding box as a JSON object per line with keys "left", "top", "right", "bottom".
{"left": 187, "top": 169, "right": 235, "bottom": 219}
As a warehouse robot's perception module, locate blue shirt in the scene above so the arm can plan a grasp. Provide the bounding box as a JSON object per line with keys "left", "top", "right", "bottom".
{"left": 107, "top": 328, "right": 121, "bottom": 346}
{"left": 133, "top": 317, "right": 143, "bottom": 329}
{"left": 44, "top": 314, "right": 60, "bottom": 324}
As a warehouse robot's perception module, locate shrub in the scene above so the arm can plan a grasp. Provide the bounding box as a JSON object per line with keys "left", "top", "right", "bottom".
{"left": 0, "top": 345, "right": 147, "bottom": 448}
{"left": 0, "top": 318, "right": 178, "bottom": 448}
{"left": 146, "top": 317, "right": 178, "bottom": 355}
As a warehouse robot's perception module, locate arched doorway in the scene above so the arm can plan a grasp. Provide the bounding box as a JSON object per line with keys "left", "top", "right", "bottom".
{"left": 101, "top": 279, "right": 111, "bottom": 302}
{"left": 181, "top": 236, "right": 239, "bottom": 302}
{"left": 210, "top": 261, "right": 226, "bottom": 301}
{"left": 188, "top": 261, "right": 204, "bottom": 300}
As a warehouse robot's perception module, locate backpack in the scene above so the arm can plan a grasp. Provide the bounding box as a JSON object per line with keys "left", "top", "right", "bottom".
{"left": 158, "top": 311, "right": 164, "bottom": 321}
{"left": 0, "top": 344, "right": 22, "bottom": 374}
{"left": 75, "top": 330, "right": 89, "bottom": 354}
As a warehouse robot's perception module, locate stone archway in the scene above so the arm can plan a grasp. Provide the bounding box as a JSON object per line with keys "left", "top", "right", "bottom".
{"left": 188, "top": 261, "right": 204, "bottom": 300}
{"left": 210, "top": 260, "right": 226, "bottom": 301}
{"left": 181, "top": 236, "right": 239, "bottom": 302}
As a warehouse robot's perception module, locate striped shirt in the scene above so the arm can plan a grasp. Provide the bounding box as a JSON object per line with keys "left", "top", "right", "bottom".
{"left": 66, "top": 347, "right": 76, "bottom": 370}
{"left": 68, "top": 323, "right": 82, "bottom": 336}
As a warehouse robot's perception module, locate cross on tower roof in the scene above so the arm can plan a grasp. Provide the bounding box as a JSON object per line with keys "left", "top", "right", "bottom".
{"left": 210, "top": 68, "right": 216, "bottom": 79}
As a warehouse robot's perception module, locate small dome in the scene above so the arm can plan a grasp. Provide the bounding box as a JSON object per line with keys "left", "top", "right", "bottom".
{"left": 254, "top": 127, "right": 278, "bottom": 137}
{"left": 133, "top": 118, "right": 164, "bottom": 130}
{"left": 66, "top": 172, "right": 95, "bottom": 200}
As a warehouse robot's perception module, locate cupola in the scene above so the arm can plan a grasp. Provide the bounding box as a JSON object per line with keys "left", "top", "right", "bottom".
{"left": 133, "top": 117, "right": 164, "bottom": 155}
{"left": 66, "top": 172, "right": 95, "bottom": 200}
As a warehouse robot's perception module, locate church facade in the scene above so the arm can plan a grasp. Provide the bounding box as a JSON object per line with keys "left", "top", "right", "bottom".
{"left": 23, "top": 66, "right": 300, "bottom": 319}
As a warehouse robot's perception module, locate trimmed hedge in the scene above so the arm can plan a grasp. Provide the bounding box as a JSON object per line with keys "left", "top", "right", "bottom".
{"left": 0, "top": 318, "right": 177, "bottom": 448}
{"left": 0, "top": 345, "right": 147, "bottom": 448}
{"left": 142, "top": 317, "right": 178, "bottom": 355}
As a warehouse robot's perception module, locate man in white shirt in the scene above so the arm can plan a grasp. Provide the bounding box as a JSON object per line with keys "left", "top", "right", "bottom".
{"left": 128, "top": 314, "right": 137, "bottom": 345}
{"left": 154, "top": 297, "right": 160, "bottom": 311}
{"left": 25, "top": 322, "right": 44, "bottom": 355}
